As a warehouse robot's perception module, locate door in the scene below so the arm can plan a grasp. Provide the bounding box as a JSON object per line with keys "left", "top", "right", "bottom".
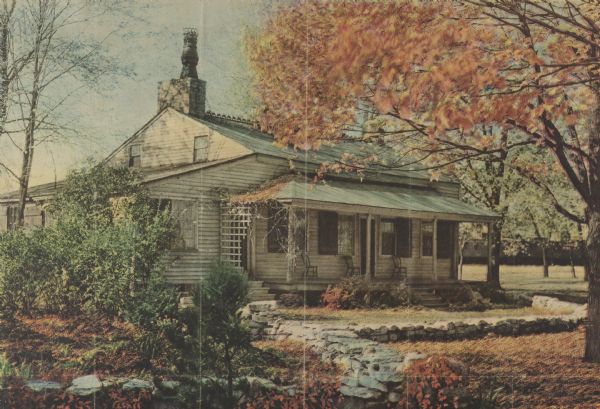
{"left": 359, "top": 218, "right": 376, "bottom": 276}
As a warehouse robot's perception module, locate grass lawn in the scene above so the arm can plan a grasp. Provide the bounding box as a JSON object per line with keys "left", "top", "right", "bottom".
{"left": 462, "top": 264, "right": 588, "bottom": 295}
{"left": 390, "top": 326, "right": 600, "bottom": 408}
{"left": 279, "top": 304, "right": 575, "bottom": 326}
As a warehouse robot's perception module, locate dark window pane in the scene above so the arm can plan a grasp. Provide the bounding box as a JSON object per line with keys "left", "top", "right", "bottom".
{"left": 268, "top": 206, "right": 288, "bottom": 253}
{"left": 129, "top": 145, "right": 141, "bottom": 168}
{"left": 318, "top": 211, "right": 338, "bottom": 255}
{"left": 437, "top": 221, "right": 454, "bottom": 258}
{"left": 395, "top": 218, "right": 411, "bottom": 258}
{"left": 381, "top": 219, "right": 395, "bottom": 256}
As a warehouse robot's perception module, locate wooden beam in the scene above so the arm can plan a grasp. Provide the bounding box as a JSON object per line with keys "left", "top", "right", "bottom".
{"left": 487, "top": 222, "right": 493, "bottom": 279}
{"left": 433, "top": 217, "right": 438, "bottom": 281}
{"left": 366, "top": 214, "right": 372, "bottom": 280}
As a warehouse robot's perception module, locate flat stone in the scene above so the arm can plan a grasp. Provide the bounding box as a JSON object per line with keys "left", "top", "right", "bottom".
{"left": 340, "top": 385, "right": 382, "bottom": 400}
{"left": 122, "top": 378, "right": 154, "bottom": 390}
{"left": 67, "top": 375, "right": 102, "bottom": 396}
{"left": 358, "top": 374, "right": 387, "bottom": 392}
{"left": 26, "top": 380, "right": 62, "bottom": 392}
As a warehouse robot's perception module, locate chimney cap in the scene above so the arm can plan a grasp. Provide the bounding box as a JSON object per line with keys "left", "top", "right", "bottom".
{"left": 180, "top": 28, "right": 199, "bottom": 79}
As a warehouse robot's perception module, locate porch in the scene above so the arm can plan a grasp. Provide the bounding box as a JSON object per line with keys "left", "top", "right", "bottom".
{"left": 223, "top": 177, "right": 498, "bottom": 291}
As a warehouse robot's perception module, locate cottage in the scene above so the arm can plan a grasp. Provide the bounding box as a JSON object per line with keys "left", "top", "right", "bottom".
{"left": 0, "top": 30, "right": 497, "bottom": 300}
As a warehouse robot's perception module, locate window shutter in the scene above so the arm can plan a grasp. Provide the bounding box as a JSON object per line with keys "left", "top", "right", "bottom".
{"left": 318, "top": 211, "right": 338, "bottom": 255}
{"left": 437, "top": 221, "right": 454, "bottom": 258}
{"left": 395, "top": 218, "right": 411, "bottom": 258}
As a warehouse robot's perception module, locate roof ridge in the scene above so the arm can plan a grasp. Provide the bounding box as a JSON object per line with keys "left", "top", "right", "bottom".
{"left": 204, "top": 111, "right": 260, "bottom": 129}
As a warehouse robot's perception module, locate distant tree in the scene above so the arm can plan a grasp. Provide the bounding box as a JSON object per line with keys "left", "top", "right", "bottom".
{"left": 0, "top": 0, "right": 125, "bottom": 227}
{"left": 247, "top": 1, "right": 600, "bottom": 362}
{"left": 457, "top": 222, "right": 484, "bottom": 279}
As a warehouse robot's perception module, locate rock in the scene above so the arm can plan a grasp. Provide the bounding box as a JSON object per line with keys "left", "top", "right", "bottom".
{"left": 388, "top": 391, "right": 402, "bottom": 403}
{"left": 26, "top": 380, "right": 62, "bottom": 392}
{"left": 358, "top": 374, "right": 387, "bottom": 392}
{"left": 67, "top": 374, "right": 102, "bottom": 396}
{"left": 247, "top": 376, "right": 278, "bottom": 391}
{"left": 340, "top": 385, "right": 382, "bottom": 400}
{"left": 122, "top": 378, "right": 154, "bottom": 390}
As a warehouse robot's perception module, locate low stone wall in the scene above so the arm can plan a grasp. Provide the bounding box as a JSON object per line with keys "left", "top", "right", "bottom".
{"left": 357, "top": 316, "right": 583, "bottom": 343}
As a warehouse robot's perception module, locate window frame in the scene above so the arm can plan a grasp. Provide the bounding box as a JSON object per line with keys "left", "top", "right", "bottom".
{"left": 128, "top": 144, "right": 141, "bottom": 168}
{"left": 267, "top": 205, "right": 288, "bottom": 253}
{"left": 337, "top": 214, "right": 355, "bottom": 256}
{"left": 421, "top": 221, "right": 434, "bottom": 258}
{"left": 193, "top": 135, "right": 210, "bottom": 163}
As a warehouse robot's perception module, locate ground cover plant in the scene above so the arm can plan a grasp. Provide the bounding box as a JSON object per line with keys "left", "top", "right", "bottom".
{"left": 390, "top": 326, "right": 600, "bottom": 408}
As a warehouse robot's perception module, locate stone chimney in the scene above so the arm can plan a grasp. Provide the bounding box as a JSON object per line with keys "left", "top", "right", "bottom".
{"left": 158, "top": 28, "right": 206, "bottom": 118}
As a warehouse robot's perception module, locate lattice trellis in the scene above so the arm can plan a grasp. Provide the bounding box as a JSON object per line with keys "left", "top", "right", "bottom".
{"left": 220, "top": 202, "right": 253, "bottom": 270}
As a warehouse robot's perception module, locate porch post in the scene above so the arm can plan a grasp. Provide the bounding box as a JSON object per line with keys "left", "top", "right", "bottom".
{"left": 432, "top": 218, "right": 438, "bottom": 281}
{"left": 487, "top": 221, "right": 493, "bottom": 279}
{"left": 366, "top": 214, "right": 372, "bottom": 280}
{"left": 286, "top": 207, "right": 294, "bottom": 283}
{"left": 250, "top": 213, "right": 257, "bottom": 276}
{"left": 452, "top": 222, "right": 459, "bottom": 280}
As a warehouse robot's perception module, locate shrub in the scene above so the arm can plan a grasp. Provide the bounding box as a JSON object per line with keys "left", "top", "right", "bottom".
{"left": 400, "top": 356, "right": 466, "bottom": 409}
{"left": 320, "top": 276, "right": 411, "bottom": 309}
{"left": 197, "top": 262, "right": 252, "bottom": 408}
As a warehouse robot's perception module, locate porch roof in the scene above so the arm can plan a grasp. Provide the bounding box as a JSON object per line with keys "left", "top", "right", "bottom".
{"left": 231, "top": 177, "right": 498, "bottom": 222}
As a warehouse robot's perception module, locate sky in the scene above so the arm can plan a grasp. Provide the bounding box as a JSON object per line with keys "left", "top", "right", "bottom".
{"left": 0, "top": 0, "right": 274, "bottom": 192}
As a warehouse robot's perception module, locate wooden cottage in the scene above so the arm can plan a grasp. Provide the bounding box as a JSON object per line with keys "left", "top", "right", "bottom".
{"left": 0, "top": 30, "right": 497, "bottom": 300}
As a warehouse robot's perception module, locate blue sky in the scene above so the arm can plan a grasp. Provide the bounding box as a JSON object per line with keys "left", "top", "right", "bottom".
{"left": 0, "top": 0, "right": 274, "bottom": 192}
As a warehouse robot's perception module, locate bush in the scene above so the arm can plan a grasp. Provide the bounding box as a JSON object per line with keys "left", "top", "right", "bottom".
{"left": 400, "top": 356, "right": 466, "bottom": 409}
{"left": 197, "top": 262, "right": 252, "bottom": 408}
{"left": 320, "top": 276, "right": 411, "bottom": 309}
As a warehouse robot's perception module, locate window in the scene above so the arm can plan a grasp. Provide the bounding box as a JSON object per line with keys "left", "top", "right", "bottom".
{"left": 267, "top": 205, "right": 288, "bottom": 253}
{"left": 437, "top": 221, "right": 454, "bottom": 258}
{"left": 318, "top": 211, "right": 338, "bottom": 255}
{"left": 194, "top": 136, "right": 209, "bottom": 162}
{"left": 129, "top": 144, "right": 141, "bottom": 168}
{"left": 421, "top": 221, "right": 434, "bottom": 257}
{"left": 7, "top": 205, "right": 18, "bottom": 230}
{"left": 380, "top": 219, "right": 395, "bottom": 255}
{"left": 338, "top": 215, "right": 355, "bottom": 255}
{"left": 395, "top": 218, "right": 411, "bottom": 258}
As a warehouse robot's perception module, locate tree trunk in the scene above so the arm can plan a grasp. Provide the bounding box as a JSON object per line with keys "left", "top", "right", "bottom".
{"left": 578, "top": 223, "right": 590, "bottom": 282}
{"left": 487, "top": 222, "right": 502, "bottom": 287}
{"left": 584, "top": 210, "right": 600, "bottom": 362}
{"left": 542, "top": 244, "right": 549, "bottom": 278}
{"left": 570, "top": 250, "right": 577, "bottom": 279}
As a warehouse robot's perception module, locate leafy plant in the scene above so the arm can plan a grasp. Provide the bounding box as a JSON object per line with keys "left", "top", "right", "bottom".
{"left": 197, "top": 262, "right": 251, "bottom": 408}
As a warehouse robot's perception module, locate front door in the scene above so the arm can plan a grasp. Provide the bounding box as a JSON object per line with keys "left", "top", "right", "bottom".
{"left": 359, "top": 218, "right": 376, "bottom": 276}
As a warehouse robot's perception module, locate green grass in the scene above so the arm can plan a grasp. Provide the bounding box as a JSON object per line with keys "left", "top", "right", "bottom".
{"left": 279, "top": 304, "right": 573, "bottom": 326}
{"left": 461, "top": 264, "right": 588, "bottom": 294}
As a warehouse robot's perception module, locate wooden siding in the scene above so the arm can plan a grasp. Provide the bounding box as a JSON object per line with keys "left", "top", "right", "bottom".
{"left": 146, "top": 155, "right": 291, "bottom": 283}
{"left": 0, "top": 203, "right": 45, "bottom": 232}
{"left": 253, "top": 210, "right": 454, "bottom": 284}
{"left": 107, "top": 109, "right": 252, "bottom": 170}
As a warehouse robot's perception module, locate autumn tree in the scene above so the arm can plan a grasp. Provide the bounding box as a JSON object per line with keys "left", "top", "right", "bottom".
{"left": 247, "top": 1, "right": 600, "bottom": 361}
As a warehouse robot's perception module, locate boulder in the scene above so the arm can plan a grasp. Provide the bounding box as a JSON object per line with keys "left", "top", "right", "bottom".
{"left": 340, "top": 385, "right": 382, "bottom": 400}
{"left": 67, "top": 374, "right": 102, "bottom": 396}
